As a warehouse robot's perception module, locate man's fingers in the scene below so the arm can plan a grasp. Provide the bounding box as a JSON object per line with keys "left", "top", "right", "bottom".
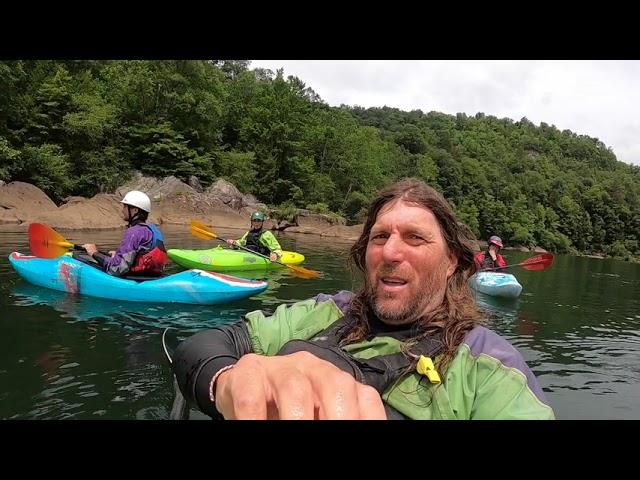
{"left": 356, "top": 384, "right": 387, "bottom": 420}
{"left": 218, "top": 352, "right": 388, "bottom": 421}
{"left": 311, "top": 370, "right": 362, "bottom": 419}
{"left": 272, "top": 370, "right": 315, "bottom": 420}
{"left": 223, "top": 365, "right": 269, "bottom": 420}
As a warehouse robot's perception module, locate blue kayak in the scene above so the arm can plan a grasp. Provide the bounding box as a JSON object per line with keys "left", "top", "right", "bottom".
{"left": 8, "top": 252, "right": 268, "bottom": 305}
{"left": 469, "top": 271, "right": 523, "bottom": 298}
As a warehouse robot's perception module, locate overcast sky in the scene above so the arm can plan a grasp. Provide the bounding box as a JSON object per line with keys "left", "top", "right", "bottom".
{"left": 250, "top": 60, "right": 640, "bottom": 166}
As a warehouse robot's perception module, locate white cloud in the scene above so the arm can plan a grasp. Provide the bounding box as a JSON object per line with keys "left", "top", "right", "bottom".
{"left": 250, "top": 60, "right": 640, "bottom": 166}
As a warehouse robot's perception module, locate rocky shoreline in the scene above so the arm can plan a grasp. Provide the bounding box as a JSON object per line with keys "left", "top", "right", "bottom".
{"left": 0, "top": 174, "right": 365, "bottom": 242}
{"left": 1, "top": 174, "right": 555, "bottom": 252}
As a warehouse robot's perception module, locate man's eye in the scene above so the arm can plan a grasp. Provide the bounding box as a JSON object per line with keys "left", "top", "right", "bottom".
{"left": 407, "top": 235, "right": 426, "bottom": 244}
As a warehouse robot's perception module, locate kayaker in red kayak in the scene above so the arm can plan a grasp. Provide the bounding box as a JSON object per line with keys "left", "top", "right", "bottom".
{"left": 474, "top": 235, "right": 507, "bottom": 272}
{"left": 81, "top": 190, "right": 169, "bottom": 277}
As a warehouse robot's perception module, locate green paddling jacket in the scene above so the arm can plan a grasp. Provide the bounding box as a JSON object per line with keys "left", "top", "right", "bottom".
{"left": 235, "top": 229, "right": 283, "bottom": 258}
{"left": 173, "top": 291, "right": 555, "bottom": 420}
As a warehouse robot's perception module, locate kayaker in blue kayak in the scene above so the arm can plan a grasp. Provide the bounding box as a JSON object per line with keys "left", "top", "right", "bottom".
{"left": 226, "top": 211, "right": 283, "bottom": 262}
{"left": 474, "top": 235, "right": 507, "bottom": 272}
{"left": 81, "top": 190, "right": 169, "bottom": 277}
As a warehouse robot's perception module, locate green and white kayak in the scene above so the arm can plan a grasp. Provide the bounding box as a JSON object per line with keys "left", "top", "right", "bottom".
{"left": 167, "top": 246, "right": 305, "bottom": 272}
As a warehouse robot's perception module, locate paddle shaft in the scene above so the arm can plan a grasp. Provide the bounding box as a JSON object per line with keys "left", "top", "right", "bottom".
{"left": 216, "top": 234, "right": 287, "bottom": 267}
{"left": 48, "top": 239, "right": 82, "bottom": 250}
{"left": 190, "top": 220, "right": 321, "bottom": 278}
{"left": 45, "top": 236, "right": 104, "bottom": 254}
{"left": 50, "top": 236, "right": 114, "bottom": 257}
{"left": 70, "top": 243, "right": 111, "bottom": 256}
{"left": 67, "top": 242, "right": 111, "bottom": 257}
{"left": 483, "top": 258, "right": 549, "bottom": 271}
{"left": 483, "top": 263, "right": 518, "bottom": 271}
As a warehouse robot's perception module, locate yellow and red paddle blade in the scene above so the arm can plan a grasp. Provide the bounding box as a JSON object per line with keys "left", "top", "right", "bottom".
{"left": 519, "top": 252, "right": 554, "bottom": 271}
{"left": 28, "top": 223, "right": 76, "bottom": 259}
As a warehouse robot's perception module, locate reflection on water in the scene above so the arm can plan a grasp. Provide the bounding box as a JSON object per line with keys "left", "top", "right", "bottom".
{"left": 474, "top": 291, "right": 521, "bottom": 321}
{"left": 11, "top": 281, "right": 265, "bottom": 332}
{"left": 1, "top": 225, "right": 640, "bottom": 419}
{"left": 0, "top": 226, "right": 360, "bottom": 420}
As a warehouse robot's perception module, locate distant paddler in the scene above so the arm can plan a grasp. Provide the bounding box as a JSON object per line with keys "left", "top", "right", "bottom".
{"left": 226, "top": 211, "right": 282, "bottom": 262}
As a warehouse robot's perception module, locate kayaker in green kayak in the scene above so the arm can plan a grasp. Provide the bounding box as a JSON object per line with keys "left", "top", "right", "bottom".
{"left": 474, "top": 235, "right": 507, "bottom": 272}
{"left": 226, "top": 211, "right": 283, "bottom": 262}
{"left": 80, "top": 190, "right": 169, "bottom": 277}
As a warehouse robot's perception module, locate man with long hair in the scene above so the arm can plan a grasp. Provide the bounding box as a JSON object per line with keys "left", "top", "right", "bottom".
{"left": 172, "top": 178, "right": 554, "bottom": 419}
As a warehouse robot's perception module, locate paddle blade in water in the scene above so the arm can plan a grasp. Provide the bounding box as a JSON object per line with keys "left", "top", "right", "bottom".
{"left": 287, "top": 264, "right": 322, "bottom": 279}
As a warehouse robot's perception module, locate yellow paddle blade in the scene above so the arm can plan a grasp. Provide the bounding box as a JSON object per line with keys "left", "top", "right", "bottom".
{"left": 190, "top": 220, "right": 217, "bottom": 240}
{"left": 286, "top": 264, "right": 322, "bottom": 279}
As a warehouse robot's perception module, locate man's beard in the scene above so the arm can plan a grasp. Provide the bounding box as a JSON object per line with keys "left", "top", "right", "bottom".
{"left": 366, "top": 261, "right": 450, "bottom": 325}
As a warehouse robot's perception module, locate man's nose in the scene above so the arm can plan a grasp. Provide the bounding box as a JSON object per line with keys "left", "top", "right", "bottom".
{"left": 381, "top": 235, "right": 404, "bottom": 263}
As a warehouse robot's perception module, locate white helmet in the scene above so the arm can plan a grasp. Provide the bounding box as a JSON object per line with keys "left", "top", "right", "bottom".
{"left": 120, "top": 190, "right": 151, "bottom": 213}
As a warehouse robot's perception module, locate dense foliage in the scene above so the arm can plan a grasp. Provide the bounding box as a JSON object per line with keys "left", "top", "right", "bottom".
{"left": 1, "top": 60, "right": 639, "bottom": 259}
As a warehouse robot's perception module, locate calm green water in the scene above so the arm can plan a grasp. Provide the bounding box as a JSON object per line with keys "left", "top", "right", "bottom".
{"left": 1, "top": 225, "right": 639, "bottom": 419}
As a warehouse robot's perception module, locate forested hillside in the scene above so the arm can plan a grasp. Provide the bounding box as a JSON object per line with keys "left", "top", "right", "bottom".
{"left": 1, "top": 60, "right": 638, "bottom": 259}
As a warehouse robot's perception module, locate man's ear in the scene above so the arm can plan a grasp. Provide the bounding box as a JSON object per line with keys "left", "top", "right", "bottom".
{"left": 446, "top": 251, "right": 458, "bottom": 278}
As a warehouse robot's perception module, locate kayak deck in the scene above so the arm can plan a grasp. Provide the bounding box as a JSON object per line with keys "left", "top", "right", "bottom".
{"left": 167, "top": 246, "right": 305, "bottom": 272}
{"left": 9, "top": 252, "right": 268, "bottom": 305}
{"left": 469, "top": 271, "right": 523, "bottom": 298}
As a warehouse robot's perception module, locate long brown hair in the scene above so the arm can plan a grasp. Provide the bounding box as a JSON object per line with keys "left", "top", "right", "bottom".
{"left": 344, "top": 178, "right": 483, "bottom": 374}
